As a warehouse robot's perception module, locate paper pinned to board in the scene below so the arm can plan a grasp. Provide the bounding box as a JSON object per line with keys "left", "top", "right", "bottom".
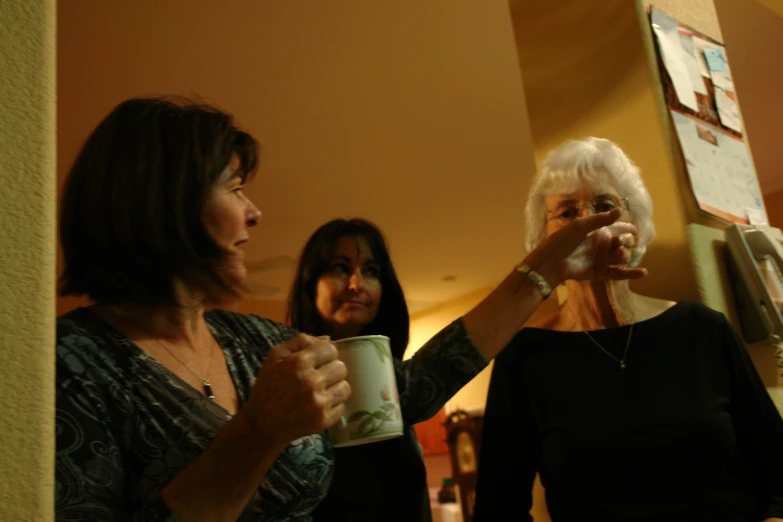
{"left": 709, "top": 67, "right": 735, "bottom": 92}
{"left": 714, "top": 86, "right": 742, "bottom": 133}
{"left": 692, "top": 36, "right": 722, "bottom": 77}
{"left": 669, "top": 110, "right": 767, "bottom": 224}
{"left": 691, "top": 36, "right": 735, "bottom": 91}
{"left": 704, "top": 48, "right": 728, "bottom": 72}
{"left": 703, "top": 46, "right": 735, "bottom": 91}
{"left": 747, "top": 207, "right": 770, "bottom": 226}
{"left": 678, "top": 30, "right": 708, "bottom": 95}
{"left": 708, "top": 62, "right": 734, "bottom": 92}
{"left": 651, "top": 9, "right": 699, "bottom": 111}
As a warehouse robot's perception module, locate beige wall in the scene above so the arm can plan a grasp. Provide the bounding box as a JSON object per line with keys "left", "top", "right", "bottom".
{"left": 645, "top": 0, "right": 723, "bottom": 38}
{"left": 765, "top": 189, "right": 783, "bottom": 229}
{"left": 407, "top": 286, "right": 561, "bottom": 413}
{"left": 232, "top": 298, "right": 288, "bottom": 324}
{"left": 407, "top": 288, "right": 494, "bottom": 413}
{"left": 0, "top": 0, "right": 56, "bottom": 520}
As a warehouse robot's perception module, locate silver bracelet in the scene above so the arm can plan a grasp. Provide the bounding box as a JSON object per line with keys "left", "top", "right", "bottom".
{"left": 515, "top": 262, "right": 551, "bottom": 300}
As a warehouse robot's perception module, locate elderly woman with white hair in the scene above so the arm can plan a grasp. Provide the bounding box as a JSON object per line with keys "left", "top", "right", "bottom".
{"left": 473, "top": 138, "right": 783, "bottom": 522}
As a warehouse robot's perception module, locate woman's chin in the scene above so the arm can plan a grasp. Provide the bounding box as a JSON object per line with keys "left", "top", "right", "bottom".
{"left": 200, "top": 265, "right": 247, "bottom": 308}
{"left": 345, "top": 311, "right": 375, "bottom": 325}
{"left": 224, "top": 264, "right": 248, "bottom": 288}
{"left": 329, "top": 317, "right": 371, "bottom": 338}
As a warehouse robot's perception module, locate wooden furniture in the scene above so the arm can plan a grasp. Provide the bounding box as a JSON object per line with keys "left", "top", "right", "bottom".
{"left": 414, "top": 407, "right": 451, "bottom": 455}
{"left": 444, "top": 409, "right": 484, "bottom": 522}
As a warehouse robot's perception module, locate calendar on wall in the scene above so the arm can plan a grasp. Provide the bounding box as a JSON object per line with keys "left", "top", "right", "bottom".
{"left": 670, "top": 110, "right": 766, "bottom": 223}
{"left": 649, "top": 6, "right": 769, "bottom": 225}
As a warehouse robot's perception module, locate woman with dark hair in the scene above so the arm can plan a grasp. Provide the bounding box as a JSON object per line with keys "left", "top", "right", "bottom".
{"left": 287, "top": 218, "right": 428, "bottom": 521}
{"left": 287, "top": 219, "right": 410, "bottom": 359}
{"left": 55, "top": 96, "right": 645, "bottom": 522}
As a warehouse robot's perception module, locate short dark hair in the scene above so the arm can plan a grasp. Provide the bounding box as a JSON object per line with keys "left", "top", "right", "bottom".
{"left": 287, "top": 219, "right": 410, "bottom": 359}
{"left": 58, "top": 96, "right": 260, "bottom": 306}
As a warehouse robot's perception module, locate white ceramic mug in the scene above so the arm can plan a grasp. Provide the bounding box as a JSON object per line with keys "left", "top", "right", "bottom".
{"left": 328, "top": 335, "right": 404, "bottom": 448}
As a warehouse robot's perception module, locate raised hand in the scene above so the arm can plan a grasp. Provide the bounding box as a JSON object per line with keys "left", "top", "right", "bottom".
{"left": 526, "top": 209, "right": 648, "bottom": 286}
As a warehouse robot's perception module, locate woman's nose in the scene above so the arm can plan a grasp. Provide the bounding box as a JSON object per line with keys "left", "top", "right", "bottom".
{"left": 246, "top": 201, "right": 262, "bottom": 227}
{"left": 348, "top": 272, "right": 365, "bottom": 292}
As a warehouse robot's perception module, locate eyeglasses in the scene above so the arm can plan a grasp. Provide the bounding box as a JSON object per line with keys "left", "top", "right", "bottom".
{"left": 545, "top": 195, "right": 630, "bottom": 223}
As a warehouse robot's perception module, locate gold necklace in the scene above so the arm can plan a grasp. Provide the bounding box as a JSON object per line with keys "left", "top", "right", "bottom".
{"left": 156, "top": 338, "right": 217, "bottom": 399}
{"left": 102, "top": 306, "right": 219, "bottom": 399}
{"left": 584, "top": 323, "right": 634, "bottom": 370}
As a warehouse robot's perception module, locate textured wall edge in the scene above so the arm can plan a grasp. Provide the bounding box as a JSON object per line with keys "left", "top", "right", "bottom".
{"left": 0, "top": 0, "right": 57, "bottom": 520}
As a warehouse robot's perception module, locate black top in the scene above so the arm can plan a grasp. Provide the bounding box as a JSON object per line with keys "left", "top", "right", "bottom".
{"left": 312, "top": 426, "right": 432, "bottom": 522}
{"left": 474, "top": 302, "right": 783, "bottom": 522}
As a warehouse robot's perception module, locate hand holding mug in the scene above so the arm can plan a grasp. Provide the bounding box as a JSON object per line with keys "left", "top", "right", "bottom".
{"left": 240, "top": 334, "right": 352, "bottom": 450}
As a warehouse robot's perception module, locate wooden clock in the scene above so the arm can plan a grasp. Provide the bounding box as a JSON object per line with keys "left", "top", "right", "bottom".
{"left": 443, "top": 409, "right": 484, "bottom": 522}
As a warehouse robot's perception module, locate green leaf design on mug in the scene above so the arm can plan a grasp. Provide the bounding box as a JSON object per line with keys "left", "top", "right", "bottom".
{"left": 345, "top": 388, "right": 401, "bottom": 440}
{"left": 368, "top": 339, "right": 392, "bottom": 363}
{"left": 347, "top": 410, "right": 371, "bottom": 423}
{"left": 358, "top": 415, "right": 374, "bottom": 436}
{"left": 372, "top": 410, "right": 393, "bottom": 421}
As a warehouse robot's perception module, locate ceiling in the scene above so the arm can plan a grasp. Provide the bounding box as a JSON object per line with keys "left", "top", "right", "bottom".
{"left": 57, "top": 2, "right": 538, "bottom": 313}
{"left": 57, "top": 1, "right": 781, "bottom": 314}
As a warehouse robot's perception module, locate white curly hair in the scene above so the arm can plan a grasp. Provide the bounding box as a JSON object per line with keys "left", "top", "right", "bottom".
{"left": 523, "top": 137, "right": 655, "bottom": 267}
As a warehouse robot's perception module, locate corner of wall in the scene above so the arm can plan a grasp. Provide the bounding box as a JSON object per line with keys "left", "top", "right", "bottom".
{"left": 0, "top": 0, "right": 57, "bottom": 519}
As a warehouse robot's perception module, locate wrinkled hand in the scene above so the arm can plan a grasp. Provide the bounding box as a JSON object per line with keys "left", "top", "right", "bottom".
{"left": 564, "top": 221, "right": 640, "bottom": 274}
{"left": 609, "top": 224, "right": 639, "bottom": 267}
{"left": 526, "top": 209, "right": 648, "bottom": 285}
{"left": 240, "top": 335, "right": 351, "bottom": 450}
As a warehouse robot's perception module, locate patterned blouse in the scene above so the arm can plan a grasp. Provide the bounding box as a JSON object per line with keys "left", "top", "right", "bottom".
{"left": 55, "top": 308, "right": 487, "bottom": 521}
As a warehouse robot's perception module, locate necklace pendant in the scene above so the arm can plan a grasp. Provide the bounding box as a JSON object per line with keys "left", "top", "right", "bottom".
{"left": 620, "top": 361, "right": 626, "bottom": 370}
{"left": 202, "top": 379, "right": 215, "bottom": 400}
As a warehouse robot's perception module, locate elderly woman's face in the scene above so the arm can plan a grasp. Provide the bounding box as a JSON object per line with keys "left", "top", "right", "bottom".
{"left": 544, "top": 184, "right": 631, "bottom": 237}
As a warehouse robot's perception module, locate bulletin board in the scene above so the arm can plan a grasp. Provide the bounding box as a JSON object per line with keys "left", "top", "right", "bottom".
{"left": 648, "top": 6, "right": 769, "bottom": 226}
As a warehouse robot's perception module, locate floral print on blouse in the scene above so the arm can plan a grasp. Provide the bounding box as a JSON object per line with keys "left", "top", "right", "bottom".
{"left": 55, "top": 308, "right": 487, "bottom": 521}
